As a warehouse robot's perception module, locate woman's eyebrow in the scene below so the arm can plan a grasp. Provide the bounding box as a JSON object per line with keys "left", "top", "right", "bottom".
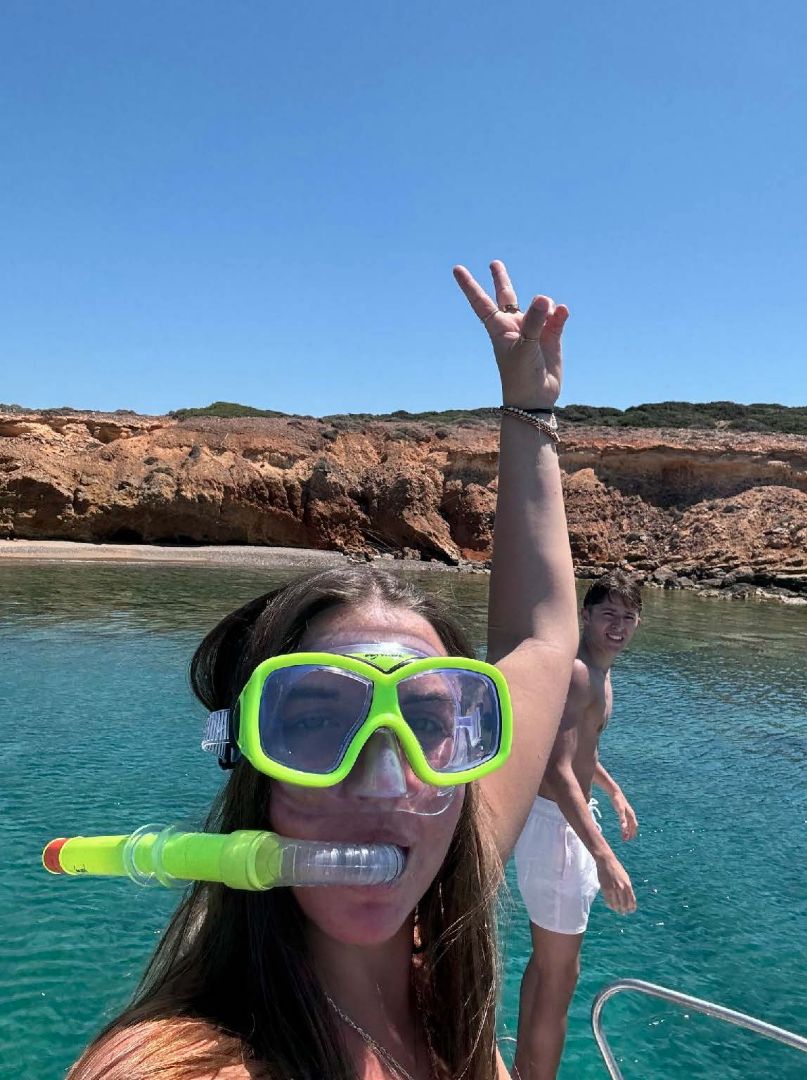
{"left": 285, "top": 687, "right": 342, "bottom": 702}
{"left": 400, "top": 691, "right": 454, "bottom": 703}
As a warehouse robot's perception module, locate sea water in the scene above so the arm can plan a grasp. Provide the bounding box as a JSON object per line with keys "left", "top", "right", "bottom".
{"left": 1, "top": 563, "right": 805, "bottom": 1079}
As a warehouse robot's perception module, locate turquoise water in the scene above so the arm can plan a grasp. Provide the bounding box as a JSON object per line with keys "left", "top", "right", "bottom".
{"left": 1, "top": 563, "right": 805, "bottom": 1079}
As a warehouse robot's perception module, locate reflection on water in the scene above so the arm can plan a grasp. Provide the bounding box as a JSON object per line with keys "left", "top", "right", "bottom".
{"left": 1, "top": 563, "right": 805, "bottom": 1079}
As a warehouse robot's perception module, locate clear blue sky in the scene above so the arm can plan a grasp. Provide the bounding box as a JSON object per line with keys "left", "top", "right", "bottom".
{"left": 2, "top": 1, "right": 805, "bottom": 415}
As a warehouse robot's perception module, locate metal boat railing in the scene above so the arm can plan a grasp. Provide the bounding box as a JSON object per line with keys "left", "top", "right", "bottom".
{"left": 591, "top": 978, "right": 807, "bottom": 1079}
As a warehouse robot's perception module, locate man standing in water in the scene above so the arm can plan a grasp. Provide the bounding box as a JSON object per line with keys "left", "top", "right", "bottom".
{"left": 513, "top": 571, "right": 642, "bottom": 1080}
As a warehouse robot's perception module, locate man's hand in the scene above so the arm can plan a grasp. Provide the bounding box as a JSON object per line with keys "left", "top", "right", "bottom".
{"left": 611, "top": 790, "right": 638, "bottom": 841}
{"left": 595, "top": 853, "right": 637, "bottom": 915}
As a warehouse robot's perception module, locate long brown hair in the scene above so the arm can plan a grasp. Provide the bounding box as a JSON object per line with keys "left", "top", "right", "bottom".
{"left": 70, "top": 567, "right": 504, "bottom": 1079}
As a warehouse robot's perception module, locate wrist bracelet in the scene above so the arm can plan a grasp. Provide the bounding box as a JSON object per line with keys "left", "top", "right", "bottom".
{"left": 498, "top": 405, "right": 560, "bottom": 443}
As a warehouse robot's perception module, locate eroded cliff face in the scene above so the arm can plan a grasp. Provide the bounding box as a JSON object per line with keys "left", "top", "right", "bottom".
{"left": 1, "top": 410, "right": 806, "bottom": 594}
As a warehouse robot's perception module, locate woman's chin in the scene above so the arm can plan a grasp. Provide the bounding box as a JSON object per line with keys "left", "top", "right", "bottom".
{"left": 294, "top": 885, "right": 414, "bottom": 946}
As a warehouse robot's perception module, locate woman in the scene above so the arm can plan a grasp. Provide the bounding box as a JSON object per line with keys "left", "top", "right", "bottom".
{"left": 69, "top": 261, "right": 578, "bottom": 1079}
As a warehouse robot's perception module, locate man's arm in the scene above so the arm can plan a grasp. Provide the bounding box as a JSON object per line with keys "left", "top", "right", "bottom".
{"left": 593, "top": 760, "right": 638, "bottom": 840}
{"left": 542, "top": 667, "right": 612, "bottom": 861}
{"left": 543, "top": 668, "right": 637, "bottom": 915}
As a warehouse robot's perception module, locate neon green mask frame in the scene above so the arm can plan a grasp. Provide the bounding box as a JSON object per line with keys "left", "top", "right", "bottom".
{"left": 225, "top": 651, "right": 513, "bottom": 788}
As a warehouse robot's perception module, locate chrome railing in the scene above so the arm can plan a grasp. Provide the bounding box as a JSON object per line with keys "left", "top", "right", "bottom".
{"left": 591, "top": 978, "right": 807, "bottom": 1079}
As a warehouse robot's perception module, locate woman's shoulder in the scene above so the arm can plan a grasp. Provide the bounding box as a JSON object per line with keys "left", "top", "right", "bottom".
{"left": 68, "top": 1016, "right": 255, "bottom": 1080}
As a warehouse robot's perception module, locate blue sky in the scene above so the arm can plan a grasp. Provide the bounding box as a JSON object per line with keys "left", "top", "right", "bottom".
{"left": 2, "top": 1, "right": 805, "bottom": 415}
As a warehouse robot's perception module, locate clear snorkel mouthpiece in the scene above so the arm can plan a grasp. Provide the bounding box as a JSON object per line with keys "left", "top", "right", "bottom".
{"left": 276, "top": 834, "right": 405, "bottom": 887}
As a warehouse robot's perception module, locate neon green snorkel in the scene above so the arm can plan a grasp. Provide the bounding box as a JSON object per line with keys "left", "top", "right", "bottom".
{"left": 42, "top": 825, "right": 404, "bottom": 891}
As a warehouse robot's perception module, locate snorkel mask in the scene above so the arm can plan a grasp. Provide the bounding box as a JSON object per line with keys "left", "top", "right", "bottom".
{"left": 41, "top": 646, "right": 512, "bottom": 895}
{"left": 202, "top": 643, "right": 513, "bottom": 817}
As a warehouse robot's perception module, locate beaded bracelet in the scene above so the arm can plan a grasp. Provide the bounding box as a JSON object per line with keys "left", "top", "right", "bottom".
{"left": 497, "top": 405, "right": 560, "bottom": 444}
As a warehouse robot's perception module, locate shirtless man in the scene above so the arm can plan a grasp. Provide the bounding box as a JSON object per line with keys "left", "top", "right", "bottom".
{"left": 512, "top": 571, "right": 642, "bottom": 1080}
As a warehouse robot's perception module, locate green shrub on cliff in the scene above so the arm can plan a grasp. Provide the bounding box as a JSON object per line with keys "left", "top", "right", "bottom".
{"left": 558, "top": 401, "right": 807, "bottom": 434}
{"left": 169, "top": 401, "right": 293, "bottom": 420}
{"left": 166, "top": 400, "right": 807, "bottom": 435}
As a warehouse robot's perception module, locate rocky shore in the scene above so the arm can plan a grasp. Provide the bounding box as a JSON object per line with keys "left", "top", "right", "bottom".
{"left": 1, "top": 408, "right": 806, "bottom": 601}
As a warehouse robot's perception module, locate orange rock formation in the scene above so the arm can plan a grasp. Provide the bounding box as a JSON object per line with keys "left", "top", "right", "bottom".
{"left": 2, "top": 410, "right": 806, "bottom": 595}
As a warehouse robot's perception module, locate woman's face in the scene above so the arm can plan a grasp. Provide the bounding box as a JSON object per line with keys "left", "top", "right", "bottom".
{"left": 268, "top": 602, "right": 465, "bottom": 947}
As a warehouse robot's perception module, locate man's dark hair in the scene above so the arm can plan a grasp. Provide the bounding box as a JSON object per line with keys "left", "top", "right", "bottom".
{"left": 583, "top": 570, "right": 643, "bottom": 614}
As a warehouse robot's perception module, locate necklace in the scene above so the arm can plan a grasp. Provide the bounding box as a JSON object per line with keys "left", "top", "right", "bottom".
{"left": 325, "top": 991, "right": 438, "bottom": 1080}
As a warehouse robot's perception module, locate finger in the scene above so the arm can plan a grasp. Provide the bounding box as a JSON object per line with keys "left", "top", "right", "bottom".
{"left": 490, "top": 260, "right": 519, "bottom": 311}
{"left": 543, "top": 303, "right": 569, "bottom": 339}
{"left": 453, "top": 265, "right": 498, "bottom": 323}
{"left": 541, "top": 303, "right": 568, "bottom": 383}
{"left": 520, "top": 295, "right": 552, "bottom": 341}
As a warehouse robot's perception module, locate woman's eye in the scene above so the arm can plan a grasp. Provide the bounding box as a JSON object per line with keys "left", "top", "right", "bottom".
{"left": 409, "top": 714, "right": 450, "bottom": 738}
{"left": 285, "top": 715, "right": 331, "bottom": 733}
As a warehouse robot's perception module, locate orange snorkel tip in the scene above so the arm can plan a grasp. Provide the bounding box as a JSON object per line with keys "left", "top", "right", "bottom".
{"left": 43, "top": 838, "right": 68, "bottom": 875}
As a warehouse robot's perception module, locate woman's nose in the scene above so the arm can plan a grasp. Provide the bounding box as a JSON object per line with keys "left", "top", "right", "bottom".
{"left": 344, "top": 729, "right": 409, "bottom": 799}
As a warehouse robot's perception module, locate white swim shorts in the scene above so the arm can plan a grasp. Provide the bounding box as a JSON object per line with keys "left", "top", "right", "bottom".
{"left": 514, "top": 795, "right": 602, "bottom": 935}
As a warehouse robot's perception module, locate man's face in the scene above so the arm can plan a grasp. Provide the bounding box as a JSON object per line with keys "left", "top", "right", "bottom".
{"left": 582, "top": 594, "right": 641, "bottom": 657}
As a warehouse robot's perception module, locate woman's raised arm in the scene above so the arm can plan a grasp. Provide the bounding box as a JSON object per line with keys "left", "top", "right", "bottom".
{"left": 453, "top": 260, "right": 578, "bottom": 860}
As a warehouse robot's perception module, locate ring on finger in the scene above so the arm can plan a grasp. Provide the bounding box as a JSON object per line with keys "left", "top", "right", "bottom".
{"left": 481, "top": 309, "right": 499, "bottom": 326}
{"left": 500, "top": 303, "right": 520, "bottom": 313}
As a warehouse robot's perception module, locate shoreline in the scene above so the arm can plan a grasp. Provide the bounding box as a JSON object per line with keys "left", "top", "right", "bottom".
{"left": 0, "top": 539, "right": 352, "bottom": 570}
{"left": 0, "top": 539, "right": 463, "bottom": 574}
{"left": 2, "top": 539, "right": 805, "bottom": 604}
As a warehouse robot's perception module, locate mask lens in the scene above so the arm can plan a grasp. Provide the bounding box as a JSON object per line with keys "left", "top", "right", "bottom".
{"left": 259, "top": 666, "right": 373, "bottom": 773}
{"left": 397, "top": 670, "right": 501, "bottom": 773}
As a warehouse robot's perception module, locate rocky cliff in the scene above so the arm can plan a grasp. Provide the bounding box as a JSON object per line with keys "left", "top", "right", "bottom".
{"left": 2, "top": 409, "right": 806, "bottom": 596}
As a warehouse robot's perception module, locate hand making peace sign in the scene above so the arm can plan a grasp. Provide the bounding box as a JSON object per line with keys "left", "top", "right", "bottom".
{"left": 453, "top": 259, "right": 569, "bottom": 412}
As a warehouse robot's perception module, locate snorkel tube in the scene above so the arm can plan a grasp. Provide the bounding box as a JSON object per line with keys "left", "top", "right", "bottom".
{"left": 42, "top": 825, "right": 405, "bottom": 891}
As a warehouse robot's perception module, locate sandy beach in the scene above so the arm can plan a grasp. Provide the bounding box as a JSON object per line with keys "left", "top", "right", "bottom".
{"left": 0, "top": 539, "right": 353, "bottom": 569}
